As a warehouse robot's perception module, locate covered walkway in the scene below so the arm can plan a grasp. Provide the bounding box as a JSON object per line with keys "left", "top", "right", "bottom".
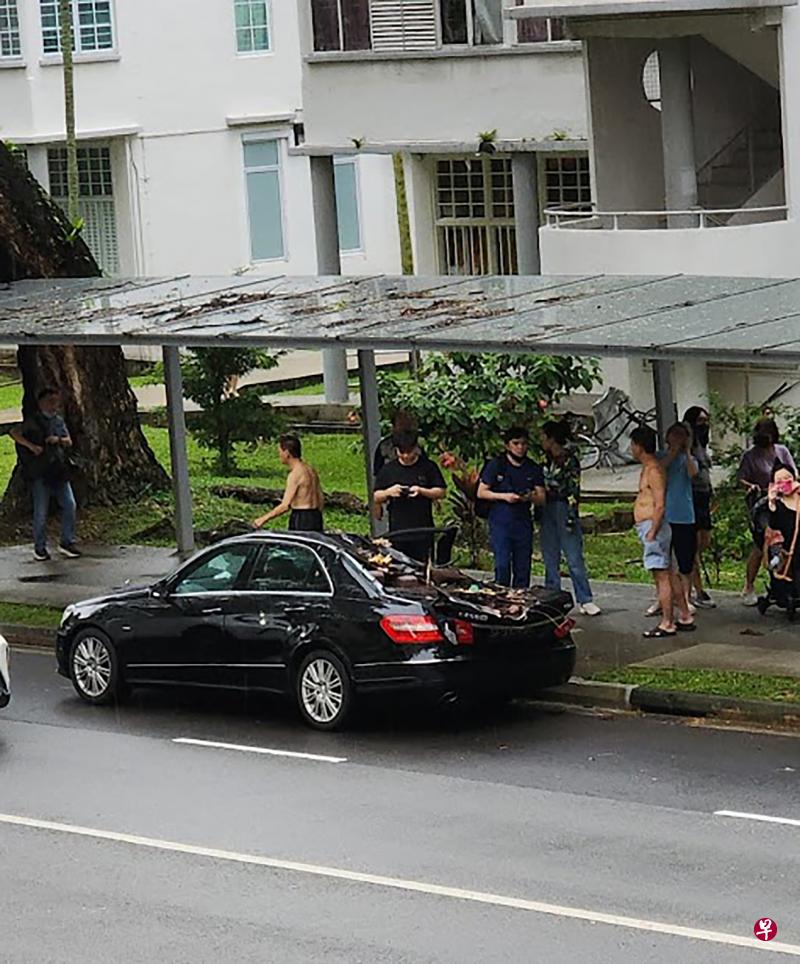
{"left": 1, "top": 271, "right": 798, "bottom": 553}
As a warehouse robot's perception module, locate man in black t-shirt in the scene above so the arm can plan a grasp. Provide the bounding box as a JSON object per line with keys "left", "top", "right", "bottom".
{"left": 374, "top": 430, "right": 446, "bottom": 563}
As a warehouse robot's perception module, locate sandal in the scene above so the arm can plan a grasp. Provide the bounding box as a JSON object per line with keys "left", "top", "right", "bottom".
{"left": 643, "top": 627, "right": 677, "bottom": 638}
{"left": 645, "top": 603, "right": 662, "bottom": 617}
{"left": 676, "top": 621, "right": 696, "bottom": 632}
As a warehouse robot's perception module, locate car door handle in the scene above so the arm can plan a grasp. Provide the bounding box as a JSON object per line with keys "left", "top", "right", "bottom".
{"left": 201, "top": 606, "right": 223, "bottom": 615}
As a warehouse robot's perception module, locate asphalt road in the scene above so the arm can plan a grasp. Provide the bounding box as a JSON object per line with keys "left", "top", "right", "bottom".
{"left": 1, "top": 649, "right": 799, "bottom": 963}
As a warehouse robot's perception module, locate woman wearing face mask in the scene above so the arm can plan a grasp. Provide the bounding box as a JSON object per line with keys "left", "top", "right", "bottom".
{"left": 761, "top": 464, "right": 800, "bottom": 614}
{"left": 738, "top": 417, "right": 797, "bottom": 605}
{"left": 683, "top": 406, "right": 714, "bottom": 608}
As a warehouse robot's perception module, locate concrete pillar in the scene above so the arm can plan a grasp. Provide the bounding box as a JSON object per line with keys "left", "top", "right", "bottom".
{"left": 658, "top": 38, "right": 698, "bottom": 227}
{"left": 652, "top": 359, "right": 677, "bottom": 445}
{"left": 162, "top": 346, "right": 195, "bottom": 557}
{"left": 511, "top": 153, "right": 541, "bottom": 274}
{"left": 674, "top": 358, "right": 710, "bottom": 419}
{"left": 358, "top": 348, "right": 387, "bottom": 537}
{"left": 403, "top": 154, "right": 439, "bottom": 274}
{"left": 310, "top": 154, "right": 348, "bottom": 404}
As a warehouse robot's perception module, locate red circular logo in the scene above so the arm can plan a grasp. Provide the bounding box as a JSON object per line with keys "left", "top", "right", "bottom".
{"left": 754, "top": 918, "right": 778, "bottom": 942}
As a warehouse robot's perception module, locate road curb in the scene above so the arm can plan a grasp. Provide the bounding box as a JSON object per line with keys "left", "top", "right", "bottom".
{"left": 1, "top": 623, "right": 54, "bottom": 649}
{"left": 630, "top": 687, "right": 800, "bottom": 723}
{"left": 542, "top": 678, "right": 636, "bottom": 710}
{"left": 534, "top": 677, "right": 800, "bottom": 725}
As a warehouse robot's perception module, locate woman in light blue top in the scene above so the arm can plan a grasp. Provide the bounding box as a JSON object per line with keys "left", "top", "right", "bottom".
{"left": 657, "top": 423, "right": 698, "bottom": 629}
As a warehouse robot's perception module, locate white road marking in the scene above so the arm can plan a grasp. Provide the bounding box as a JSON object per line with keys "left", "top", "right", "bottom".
{"left": 1, "top": 812, "right": 798, "bottom": 956}
{"left": 715, "top": 809, "right": 800, "bottom": 828}
{"left": 172, "top": 737, "right": 347, "bottom": 764}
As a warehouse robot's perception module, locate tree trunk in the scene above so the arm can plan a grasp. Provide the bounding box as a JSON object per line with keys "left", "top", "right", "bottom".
{"left": 59, "top": 0, "right": 79, "bottom": 224}
{"left": 0, "top": 141, "right": 169, "bottom": 528}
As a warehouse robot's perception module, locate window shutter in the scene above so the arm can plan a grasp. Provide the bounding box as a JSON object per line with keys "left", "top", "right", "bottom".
{"left": 369, "top": 0, "right": 436, "bottom": 51}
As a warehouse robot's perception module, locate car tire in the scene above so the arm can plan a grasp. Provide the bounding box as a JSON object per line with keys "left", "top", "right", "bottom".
{"left": 295, "top": 649, "right": 353, "bottom": 731}
{"left": 69, "top": 629, "right": 123, "bottom": 705}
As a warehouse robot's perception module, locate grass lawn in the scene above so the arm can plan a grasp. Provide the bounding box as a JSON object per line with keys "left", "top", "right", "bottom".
{"left": 593, "top": 667, "right": 800, "bottom": 704}
{"left": 0, "top": 600, "right": 64, "bottom": 628}
{"left": 0, "top": 380, "right": 22, "bottom": 412}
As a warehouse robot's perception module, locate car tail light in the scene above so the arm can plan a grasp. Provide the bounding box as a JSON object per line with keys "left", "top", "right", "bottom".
{"left": 452, "top": 619, "right": 474, "bottom": 645}
{"left": 554, "top": 617, "right": 576, "bottom": 640}
{"left": 380, "top": 614, "right": 444, "bottom": 644}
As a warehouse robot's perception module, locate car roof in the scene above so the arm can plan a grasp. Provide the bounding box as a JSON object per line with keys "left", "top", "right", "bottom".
{"left": 215, "top": 530, "right": 356, "bottom": 553}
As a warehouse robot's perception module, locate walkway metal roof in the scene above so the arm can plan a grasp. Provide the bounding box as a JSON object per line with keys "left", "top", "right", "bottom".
{"left": 1, "top": 273, "right": 799, "bottom": 363}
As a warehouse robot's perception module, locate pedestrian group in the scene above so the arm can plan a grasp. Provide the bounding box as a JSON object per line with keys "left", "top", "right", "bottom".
{"left": 14, "top": 387, "right": 800, "bottom": 627}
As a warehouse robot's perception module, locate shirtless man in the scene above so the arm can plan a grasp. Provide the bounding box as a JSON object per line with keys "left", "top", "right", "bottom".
{"left": 630, "top": 426, "right": 676, "bottom": 637}
{"left": 253, "top": 434, "right": 324, "bottom": 532}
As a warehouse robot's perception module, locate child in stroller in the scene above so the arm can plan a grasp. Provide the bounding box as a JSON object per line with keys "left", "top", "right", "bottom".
{"left": 757, "top": 464, "right": 800, "bottom": 620}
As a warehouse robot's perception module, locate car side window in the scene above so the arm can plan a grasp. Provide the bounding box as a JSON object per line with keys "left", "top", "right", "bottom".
{"left": 248, "top": 544, "right": 331, "bottom": 594}
{"left": 172, "top": 545, "right": 252, "bottom": 595}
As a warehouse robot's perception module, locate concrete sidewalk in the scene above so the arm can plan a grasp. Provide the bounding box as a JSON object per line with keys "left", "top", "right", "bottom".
{"left": 0, "top": 543, "right": 797, "bottom": 681}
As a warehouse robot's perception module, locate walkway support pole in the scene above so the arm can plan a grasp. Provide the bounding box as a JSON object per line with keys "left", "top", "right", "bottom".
{"left": 162, "top": 346, "right": 195, "bottom": 557}
{"left": 652, "top": 359, "right": 677, "bottom": 446}
{"left": 358, "top": 348, "right": 386, "bottom": 537}
{"left": 310, "top": 155, "right": 349, "bottom": 404}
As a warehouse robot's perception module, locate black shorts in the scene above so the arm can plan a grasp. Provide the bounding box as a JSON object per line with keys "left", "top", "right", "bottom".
{"left": 288, "top": 509, "right": 324, "bottom": 532}
{"left": 693, "top": 491, "right": 712, "bottom": 532}
{"left": 670, "top": 522, "right": 697, "bottom": 575}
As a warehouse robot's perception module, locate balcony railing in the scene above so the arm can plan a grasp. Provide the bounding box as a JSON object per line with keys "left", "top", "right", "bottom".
{"left": 544, "top": 204, "right": 788, "bottom": 230}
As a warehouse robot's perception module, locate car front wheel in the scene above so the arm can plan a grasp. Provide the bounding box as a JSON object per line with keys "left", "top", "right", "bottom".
{"left": 70, "top": 629, "right": 122, "bottom": 705}
{"left": 296, "top": 650, "right": 353, "bottom": 731}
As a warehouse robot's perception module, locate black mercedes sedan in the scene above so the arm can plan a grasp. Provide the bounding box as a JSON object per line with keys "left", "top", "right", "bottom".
{"left": 57, "top": 532, "right": 577, "bottom": 730}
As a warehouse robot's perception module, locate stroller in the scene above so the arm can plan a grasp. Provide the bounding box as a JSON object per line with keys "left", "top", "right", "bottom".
{"left": 751, "top": 488, "right": 800, "bottom": 621}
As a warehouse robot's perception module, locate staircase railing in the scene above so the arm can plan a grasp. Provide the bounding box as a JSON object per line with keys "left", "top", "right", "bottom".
{"left": 696, "top": 123, "right": 752, "bottom": 186}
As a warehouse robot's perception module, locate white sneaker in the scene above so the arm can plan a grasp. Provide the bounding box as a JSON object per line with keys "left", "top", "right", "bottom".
{"left": 741, "top": 590, "right": 759, "bottom": 607}
{"left": 579, "top": 602, "right": 602, "bottom": 616}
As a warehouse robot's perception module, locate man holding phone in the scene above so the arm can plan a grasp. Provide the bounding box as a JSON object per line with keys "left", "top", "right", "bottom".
{"left": 478, "top": 427, "right": 546, "bottom": 588}
{"left": 374, "top": 429, "right": 446, "bottom": 563}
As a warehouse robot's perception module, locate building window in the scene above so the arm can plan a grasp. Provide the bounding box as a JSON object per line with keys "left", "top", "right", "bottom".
{"left": 234, "top": 0, "right": 270, "bottom": 53}
{"left": 541, "top": 154, "right": 592, "bottom": 211}
{"left": 47, "top": 144, "right": 119, "bottom": 274}
{"left": 41, "top": 0, "right": 115, "bottom": 55}
{"left": 440, "top": 0, "right": 502, "bottom": 46}
{"left": 311, "top": 0, "right": 370, "bottom": 52}
{"left": 514, "top": 0, "right": 565, "bottom": 43}
{"left": 333, "top": 157, "right": 362, "bottom": 251}
{"left": 0, "top": 0, "right": 21, "bottom": 58}
{"left": 642, "top": 50, "right": 661, "bottom": 110}
{"left": 243, "top": 138, "right": 285, "bottom": 262}
{"left": 435, "top": 157, "right": 517, "bottom": 275}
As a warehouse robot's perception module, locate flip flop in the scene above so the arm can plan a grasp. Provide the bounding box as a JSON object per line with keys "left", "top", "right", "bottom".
{"left": 645, "top": 604, "right": 662, "bottom": 617}
{"left": 676, "top": 621, "right": 697, "bottom": 632}
{"left": 643, "top": 627, "right": 677, "bottom": 638}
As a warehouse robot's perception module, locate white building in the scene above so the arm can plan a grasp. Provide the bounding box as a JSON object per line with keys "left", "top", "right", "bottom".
{"left": 0, "top": 0, "right": 401, "bottom": 284}
{"left": 512, "top": 0, "right": 800, "bottom": 414}
{"left": 298, "top": 0, "right": 590, "bottom": 278}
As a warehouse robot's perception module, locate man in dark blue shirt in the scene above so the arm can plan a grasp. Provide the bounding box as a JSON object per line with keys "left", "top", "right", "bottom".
{"left": 478, "top": 427, "right": 546, "bottom": 588}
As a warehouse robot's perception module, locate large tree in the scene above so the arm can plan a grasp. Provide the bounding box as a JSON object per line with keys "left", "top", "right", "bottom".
{"left": 0, "top": 144, "right": 169, "bottom": 526}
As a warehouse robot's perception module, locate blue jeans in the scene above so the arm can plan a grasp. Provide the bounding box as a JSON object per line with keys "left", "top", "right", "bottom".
{"left": 490, "top": 518, "right": 533, "bottom": 588}
{"left": 540, "top": 500, "right": 593, "bottom": 604}
{"left": 32, "top": 477, "right": 76, "bottom": 553}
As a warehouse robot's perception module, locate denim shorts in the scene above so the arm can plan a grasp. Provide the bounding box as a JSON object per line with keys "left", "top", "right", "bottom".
{"left": 635, "top": 519, "right": 673, "bottom": 571}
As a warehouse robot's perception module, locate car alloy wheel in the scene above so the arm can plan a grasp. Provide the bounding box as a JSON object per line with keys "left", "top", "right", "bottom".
{"left": 72, "top": 634, "right": 114, "bottom": 702}
{"left": 297, "top": 651, "right": 352, "bottom": 730}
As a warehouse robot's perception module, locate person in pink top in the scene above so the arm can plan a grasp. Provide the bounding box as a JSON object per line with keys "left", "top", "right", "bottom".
{"left": 738, "top": 417, "right": 797, "bottom": 605}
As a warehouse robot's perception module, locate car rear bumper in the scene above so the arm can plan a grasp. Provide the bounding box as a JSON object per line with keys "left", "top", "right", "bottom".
{"left": 353, "top": 641, "right": 576, "bottom": 702}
